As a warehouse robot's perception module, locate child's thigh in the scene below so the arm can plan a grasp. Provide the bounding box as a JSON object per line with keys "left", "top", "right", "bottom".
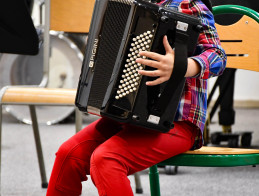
{"left": 94, "top": 121, "right": 198, "bottom": 174}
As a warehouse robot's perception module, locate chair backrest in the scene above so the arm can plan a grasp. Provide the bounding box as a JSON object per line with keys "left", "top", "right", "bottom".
{"left": 50, "top": 0, "right": 94, "bottom": 33}
{"left": 213, "top": 5, "right": 259, "bottom": 72}
{"left": 50, "top": 2, "right": 259, "bottom": 73}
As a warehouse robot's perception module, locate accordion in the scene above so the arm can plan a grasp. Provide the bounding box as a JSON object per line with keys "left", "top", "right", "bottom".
{"left": 75, "top": 0, "right": 203, "bottom": 132}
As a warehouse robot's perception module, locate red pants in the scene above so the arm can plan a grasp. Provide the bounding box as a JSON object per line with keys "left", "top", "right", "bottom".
{"left": 46, "top": 117, "right": 198, "bottom": 196}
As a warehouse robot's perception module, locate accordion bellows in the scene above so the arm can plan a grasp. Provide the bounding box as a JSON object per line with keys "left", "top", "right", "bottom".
{"left": 76, "top": 0, "right": 202, "bottom": 132}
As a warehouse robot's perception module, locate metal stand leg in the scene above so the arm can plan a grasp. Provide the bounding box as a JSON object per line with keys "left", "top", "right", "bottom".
{"left": 149, "top": 165, "right": 161, "bottom": 196}
{"left": 29, "top": 105, "right": 48, "bottom": 188}
{"left": 218, "top": 69, "right": 236, "bottom": 132}
{"left": 204, "top": 68, "right": 237, "bottom": 144}
{"left": 134, "top": 172, "right": 143, "bottom": 194}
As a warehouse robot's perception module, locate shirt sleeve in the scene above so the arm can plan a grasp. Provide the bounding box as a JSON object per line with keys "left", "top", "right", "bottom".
{"left": 181, "top": 0, "right": 227, "bottom": 80}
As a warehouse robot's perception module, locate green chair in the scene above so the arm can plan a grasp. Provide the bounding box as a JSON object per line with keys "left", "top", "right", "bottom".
{"left": 149, "top": 146, "right": 259, "bottom": 196}
{"left": 149, "top": 5, "right": 259, "bottom": 196}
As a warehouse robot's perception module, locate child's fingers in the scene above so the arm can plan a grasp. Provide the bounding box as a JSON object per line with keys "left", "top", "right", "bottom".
{"left": 138, "top": 50, "right": 163, "bottom": 61}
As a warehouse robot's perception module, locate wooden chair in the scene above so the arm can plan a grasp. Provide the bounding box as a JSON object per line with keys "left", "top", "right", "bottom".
{"left": 0, "top": 0, "right": 144, "bottom": 194}
{"left": 149, "top": 147, "right": 259, "bottom": 196}
{"left": 0, "top": 1, "right": 91, "bottom": 190}
{"left": 148, "top": 5, "right": 259, "bottom": 196}
{"left": 204, "top": 4, "right": 259, "bottom": 143}
{"left": 0, "top": 86, "right": 82, "bottom": 188}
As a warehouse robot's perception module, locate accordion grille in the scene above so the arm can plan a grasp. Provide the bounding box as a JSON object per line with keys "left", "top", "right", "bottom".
{"left": 88, "top": 1, "right": 131, "bottom": 109}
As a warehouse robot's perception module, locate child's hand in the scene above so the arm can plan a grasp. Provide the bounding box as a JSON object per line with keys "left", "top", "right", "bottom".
{"left": 136, "top": 35, "right": 174, "bottom": 86}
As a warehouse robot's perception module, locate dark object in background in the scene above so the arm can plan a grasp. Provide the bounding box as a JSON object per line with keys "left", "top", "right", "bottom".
{"left": 205, "top": 0, "right": 259, "bottom": 146}
{"left": 0, "top": 0, "right": 39, "bottom": 55}
{"left": 211, "top": 0, "right": 259, "bottom": 127}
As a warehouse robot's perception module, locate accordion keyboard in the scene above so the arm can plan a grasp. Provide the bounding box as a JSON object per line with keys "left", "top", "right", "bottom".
{"left": 115, "top": 30, "right": 155, "bottom": 100}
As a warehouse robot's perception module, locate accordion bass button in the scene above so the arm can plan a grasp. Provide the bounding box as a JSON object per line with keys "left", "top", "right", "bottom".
{"left": 132, "top": 115, "right": 140, "bottom": 121}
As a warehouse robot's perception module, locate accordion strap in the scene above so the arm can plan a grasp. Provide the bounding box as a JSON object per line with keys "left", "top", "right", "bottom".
{"left": 150, "top": 30, "right": 189, "bottom": 117}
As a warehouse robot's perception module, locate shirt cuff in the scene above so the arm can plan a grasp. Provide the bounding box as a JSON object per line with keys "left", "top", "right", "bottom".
{"left": 189, "top": 55, "right": 209, "bottom": 79}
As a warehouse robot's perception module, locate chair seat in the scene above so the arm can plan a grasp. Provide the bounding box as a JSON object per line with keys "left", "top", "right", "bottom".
{"left": 184, "top": 146, "right": 259, "bottom": 154}
{"left": 159, "top": 146, "right": 259, "bottom": 167}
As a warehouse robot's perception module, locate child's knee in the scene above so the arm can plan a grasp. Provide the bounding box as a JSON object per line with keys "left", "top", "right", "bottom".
{"left": 90, "top": 145, "right": 127, "bottom": 173}
{"left": 55, "top": 140, "right": 74, "bottom": 158}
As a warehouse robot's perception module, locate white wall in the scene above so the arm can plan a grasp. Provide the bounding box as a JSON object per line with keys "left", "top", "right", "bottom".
{"left": 235, "top": 70, "right": 259, "bottom": 101}
{"left": 208, "top": 69, "right": 259, "bottom": 107}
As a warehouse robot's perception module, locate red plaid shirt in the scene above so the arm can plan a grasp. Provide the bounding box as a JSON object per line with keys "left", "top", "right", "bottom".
{"left": 158, "top": 0, "right": 227, "bottom": 148}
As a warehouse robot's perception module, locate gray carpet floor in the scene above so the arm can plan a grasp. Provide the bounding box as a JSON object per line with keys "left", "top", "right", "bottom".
{"left": 1, "top": 108, "right": 259, "bottom": 196}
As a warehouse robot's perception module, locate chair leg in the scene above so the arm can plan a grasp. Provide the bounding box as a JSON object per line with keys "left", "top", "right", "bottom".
{"left": 29, "top": 105, "right": 48, "bottom": 188}
{"left": 134, "top": 172, "right": 143, "bottom": 194}
{"left": 0, "top": 105, "right": 2, "bottom": 195}
{"left": 75, "top": 108, "right": 82, "bottom": 133}
{"left": 149, "top": 165, "right": 161, "bottom": 196}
